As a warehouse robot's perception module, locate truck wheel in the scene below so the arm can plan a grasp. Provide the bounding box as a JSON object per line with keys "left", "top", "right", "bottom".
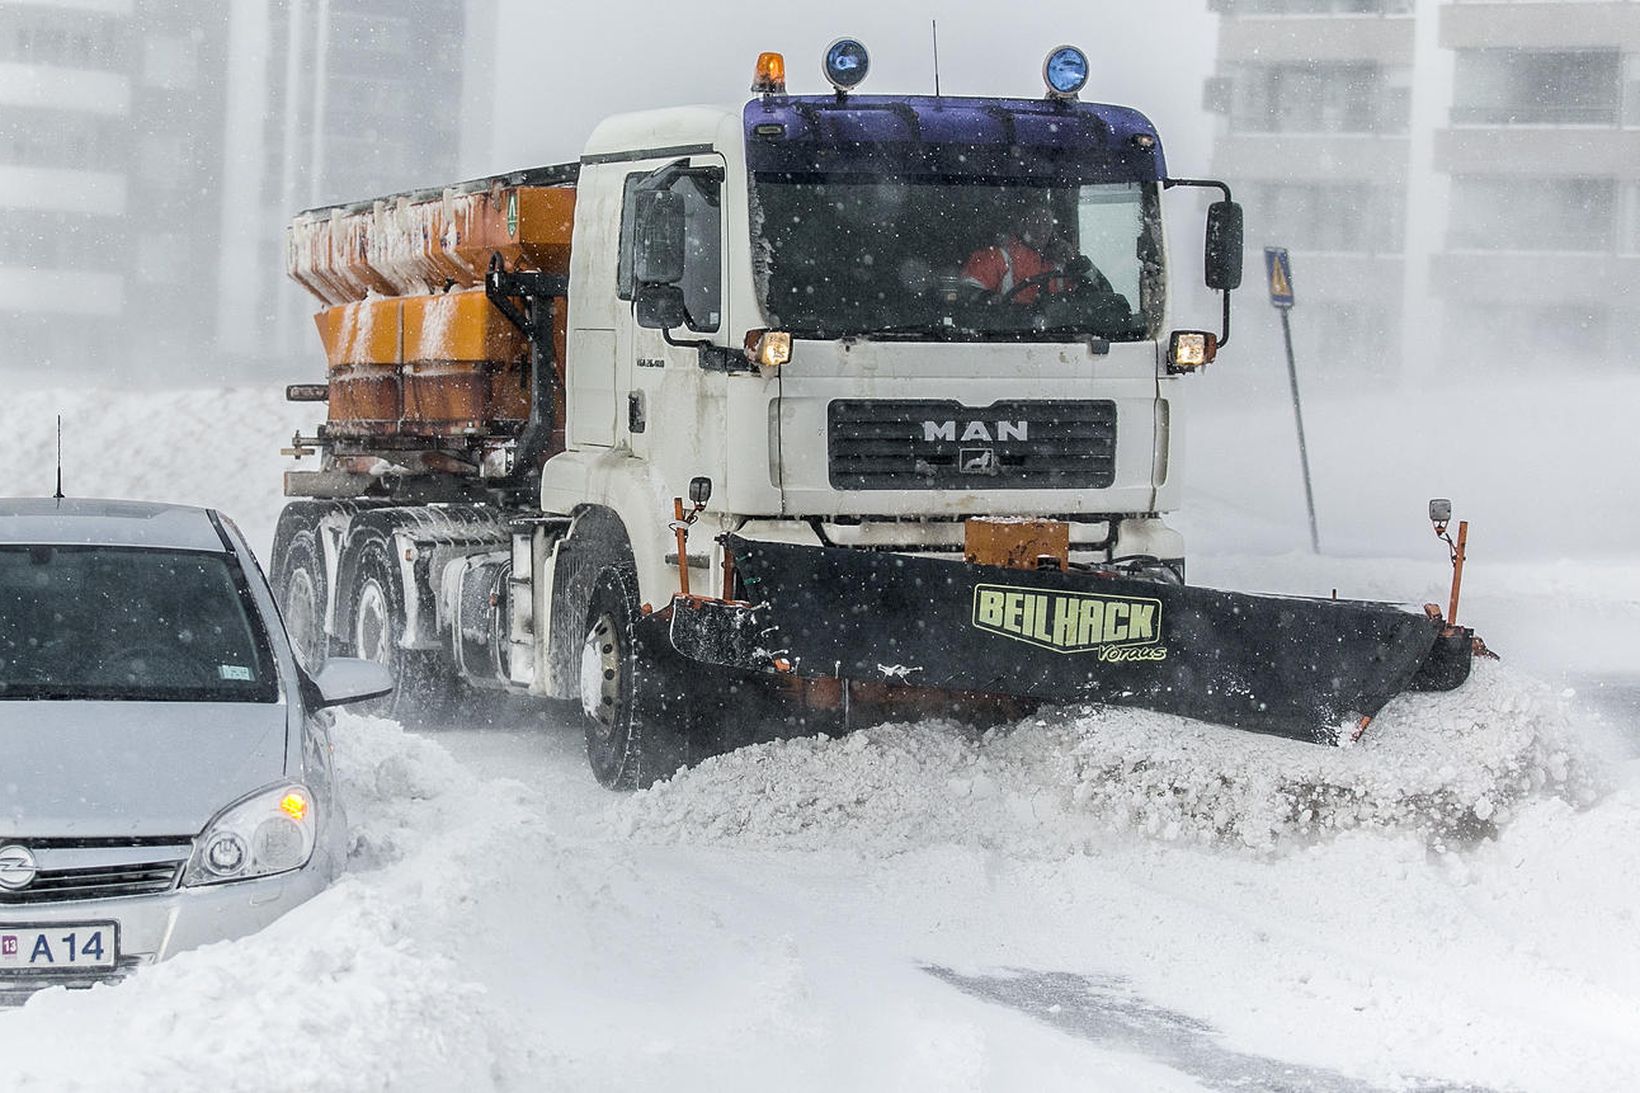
{"left": 273, "top": 531, "right": 329, "bottom": 673}
{"left": 580, "top": 563, "right": 692, "bottom": 789}
{"left": 342, "top": 536, "right": 460, "bottom": 725}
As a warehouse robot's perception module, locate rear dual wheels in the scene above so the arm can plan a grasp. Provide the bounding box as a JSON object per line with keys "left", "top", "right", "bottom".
{"left": 274, "top": 530, "right": 329, "bottom": 674}
{"left": 580, "top": 564, "right": 694, "bottom": 789}
{"left": 339, "top": 536, "right": 466, "bottom": 724}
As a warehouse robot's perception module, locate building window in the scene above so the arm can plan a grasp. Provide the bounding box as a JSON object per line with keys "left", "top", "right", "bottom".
{"left": 1230, "top": 62, "right": 1403, "bottom": 134}
{"left": 0, "top": 211, "right": 124, "bottom": 269}
{"left": 1251, "top": 182, "right": 1405, "bottom": 253}
{"left": 1445, "top": 301, "right": 1611, "bottom": 363}
{"left": 138, "top": 133, "right": 189, "bottom": 189}
{"left": 1629, "top": 183, "right": 1640, "bottom": 255}
{"left": 3, "top": 9, "right": 126, "bottom": 68}
{"left": 1449, "top": 178, "right": 1615, "bottom": 252}
{"left": 1209, "top": 0, "right": 1412, "bottom": 12}
{"left": 0, "top": 109, "right": 121, "bottom": 170}
{"left": 136, "top": 232, "right": 186, "bottom": 285}
{"left": 141, "top": 33, "right": 199, "bottom": 91}
{"left": 1297, "top": 302, "right": 1401, "bottom": 376}
{"left": 1452, "top": 50, "right": 1621, "bottom": 126}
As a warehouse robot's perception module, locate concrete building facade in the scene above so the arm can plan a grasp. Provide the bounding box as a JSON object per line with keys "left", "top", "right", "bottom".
{"left": 1, "top": 0, "right": 491, "bottom": 385}
{"left": 216, "top": 0, "right": 484, "bottom": 366}
{"left": 1206, "top": 0, "right": 1640, "bottom": 376}
{"left": 0, "top": 0, "right": 139, "bottom": 373}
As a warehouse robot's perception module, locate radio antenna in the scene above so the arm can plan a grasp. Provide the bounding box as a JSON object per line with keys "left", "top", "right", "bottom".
{"left": 54, "top": 415, "right": 64, "bottom": 500}
{"left": 931, "top": 20, "right": 941, "bottom": 96}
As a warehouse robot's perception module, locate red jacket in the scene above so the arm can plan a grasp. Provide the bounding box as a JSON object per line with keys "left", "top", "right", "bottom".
{"left": 960, "top": 237, "right": 1060, "bottom": 303}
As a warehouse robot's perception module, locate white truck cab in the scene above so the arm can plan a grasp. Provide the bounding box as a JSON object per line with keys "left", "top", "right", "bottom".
{"left": 274, "top": 44, "right": 1261, "bottom": 788}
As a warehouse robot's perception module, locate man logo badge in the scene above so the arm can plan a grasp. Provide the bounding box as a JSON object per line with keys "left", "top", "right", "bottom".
{"left": 960, "top": 448, "right": 998, "bottom": 475}
{"left": 922, "top": 420, "right": 1028, "bottom": 443}
{"left": 0, "top": 845, "right": 38, "bottom": 891}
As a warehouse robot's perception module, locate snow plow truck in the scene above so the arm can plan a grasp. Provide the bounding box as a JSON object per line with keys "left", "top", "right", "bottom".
{"left": 271, "top": 42, "right": 1474, "bottom": 788}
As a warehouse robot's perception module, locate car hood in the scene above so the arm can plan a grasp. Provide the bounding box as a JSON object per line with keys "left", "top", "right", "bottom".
{"left": 0, "top": 701, "right": 290, "bottom": 838}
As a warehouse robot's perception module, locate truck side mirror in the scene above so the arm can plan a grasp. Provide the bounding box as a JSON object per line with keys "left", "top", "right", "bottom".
{"left": 635, "top": 284, "right": 687, "bottom": 330}
{"left": 634, "top": 190, "right": 686, "bottom": 285}
{"left": 1204, "top": 200, "right": 1243, "bottom": 291}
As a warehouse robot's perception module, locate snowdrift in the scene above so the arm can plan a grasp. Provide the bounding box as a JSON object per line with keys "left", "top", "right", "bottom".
{"left": 622, "top": 662, "right": 1611, "bottom": 855}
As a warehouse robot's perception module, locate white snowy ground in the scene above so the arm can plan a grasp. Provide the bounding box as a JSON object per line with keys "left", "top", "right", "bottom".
{"left": 1, "top": 385, "right": 1638, "bottom": 1091}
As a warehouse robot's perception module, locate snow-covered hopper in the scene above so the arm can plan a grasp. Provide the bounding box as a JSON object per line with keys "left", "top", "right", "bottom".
{"left": 284, "top": 171, "right": 573, "bottom": 457}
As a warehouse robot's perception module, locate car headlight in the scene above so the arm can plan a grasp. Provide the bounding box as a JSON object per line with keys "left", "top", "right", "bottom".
{"left": 183, "top": 783, "right": 317, "bottom": 886}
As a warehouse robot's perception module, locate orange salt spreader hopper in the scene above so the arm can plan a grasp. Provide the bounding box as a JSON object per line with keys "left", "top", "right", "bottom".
{"left": 286, "top": 173, "right": 575, "bottom": 444}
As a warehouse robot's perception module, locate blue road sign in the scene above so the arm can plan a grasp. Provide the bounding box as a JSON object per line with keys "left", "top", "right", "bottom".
{"left": 1264, "top": 247, "right": 1295, "bottom": 309}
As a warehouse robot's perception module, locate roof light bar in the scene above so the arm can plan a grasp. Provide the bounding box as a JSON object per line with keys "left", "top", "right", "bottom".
{"left": 753, "top": 51, "right": 787, "bottom": 95}
{"left": 1043, "top": 44, "right": 1089, "bottom": 100}
{"left": 823, "top": 38, "right": 870, "bottom": 93}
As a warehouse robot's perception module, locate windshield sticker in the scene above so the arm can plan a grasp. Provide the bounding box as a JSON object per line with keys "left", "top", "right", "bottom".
{"left": 219, "top": 665, "right": 253, "bottom": 681}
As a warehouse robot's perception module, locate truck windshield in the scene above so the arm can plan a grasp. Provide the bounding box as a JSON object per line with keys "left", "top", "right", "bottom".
{"left": 0, "top": 546, "right": 278, "bottom": 703}
{"left": 750, "top": 175, "right": 1163, "bottom": 341}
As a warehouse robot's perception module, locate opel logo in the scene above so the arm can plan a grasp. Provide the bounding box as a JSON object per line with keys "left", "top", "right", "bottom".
{"left": 0, "top": 845, "right": 37, "bottom": 891}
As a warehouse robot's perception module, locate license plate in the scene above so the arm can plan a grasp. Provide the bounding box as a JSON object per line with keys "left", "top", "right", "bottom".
{"left": 0, "top": 924, "right": 118, "bottom": 971}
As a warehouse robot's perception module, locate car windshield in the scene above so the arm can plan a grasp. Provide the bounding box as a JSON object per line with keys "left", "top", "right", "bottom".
{"left": 750, "top": 175, "right": 1163, "bottom": 342}
{"left": 0, "top": 546, "right": 278, "bottom": 703}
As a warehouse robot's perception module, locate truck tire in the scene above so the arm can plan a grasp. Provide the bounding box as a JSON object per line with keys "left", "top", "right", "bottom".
{"left": 340, "top": 534, "right": 462, "bottom": 725}
{"left": 273, "top": 529, "right": 329, "bottom": 673}
{"left": 580, "top": 563, "right": 693, "bottom": 789}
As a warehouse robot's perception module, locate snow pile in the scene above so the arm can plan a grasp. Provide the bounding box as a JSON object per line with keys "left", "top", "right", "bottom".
{"left": 1059, "top": 661, "right": 1607, "bottom": 852}
{"left": 4, "top": 386, "right": 312, "bottom": 557}
{"left": 7, "top": 882, "right": 504, "bottom": 1093}
{"left": 1458, "top": 774, "right": 1640, "bottom": 995}
{"left": 330, "top": 710, "right": 501, "bottom": 869}
{"left": 623, "top": 662, "right": 1608, "bottom": 856}
{"left": 0, "top": 714, "right": 538, "bottom": 1092}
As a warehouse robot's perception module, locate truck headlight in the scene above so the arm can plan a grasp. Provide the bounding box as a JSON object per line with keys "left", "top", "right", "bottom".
{"left": 743, "top": 329, "right": 792, "bottom": 369}
{"left": 1167, "top": 330, "right": 1218, "bottom": 372}
{"left": 184, "top": 783, "right": 318, "bottom": 886}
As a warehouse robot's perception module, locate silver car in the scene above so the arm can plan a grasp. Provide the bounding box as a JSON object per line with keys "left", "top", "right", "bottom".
{"left": 0, "top": 498, "right": 389, "bottom": 997}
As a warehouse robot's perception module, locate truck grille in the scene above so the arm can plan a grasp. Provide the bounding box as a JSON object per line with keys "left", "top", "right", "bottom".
{"left": 828, "top": 399, "right": 1118, "bottom": 491}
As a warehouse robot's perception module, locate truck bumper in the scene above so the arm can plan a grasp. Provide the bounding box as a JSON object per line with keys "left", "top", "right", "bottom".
{"left": 669, "top": 537, "right": 1472, "bottom": 744}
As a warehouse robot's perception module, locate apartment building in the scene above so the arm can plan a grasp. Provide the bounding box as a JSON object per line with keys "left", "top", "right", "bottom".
{"left": 0, "top": 1, "right": 140, "bottom": 373}
{"left": 0, "top": 0, "right": 490, "bottom": 384}
{"left": 1435, "top": 1, "right": 1640, "bottom": 365}
{"left": 1206, "top": 0, "right": 1640, "bottom": 375}
{"left": 216, "top": 0, "right": 486, "bottom": 365}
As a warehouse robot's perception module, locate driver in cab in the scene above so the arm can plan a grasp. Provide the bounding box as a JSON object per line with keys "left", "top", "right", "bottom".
{"left": 960, "top": 205, "right": 1077, "bottom": 305}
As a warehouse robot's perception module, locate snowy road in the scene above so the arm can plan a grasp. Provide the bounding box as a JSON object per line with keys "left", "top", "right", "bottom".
{"left": 1, "top": 664, "right": 1635, "bottom": 1091}
{"left": 4, "top": 386, "right": 1639, "bottom": 1090}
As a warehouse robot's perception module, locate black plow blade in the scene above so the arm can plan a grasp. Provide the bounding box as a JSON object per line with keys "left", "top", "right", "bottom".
{"left": 670, "top": 538, "right": 1473, "bottom": 745}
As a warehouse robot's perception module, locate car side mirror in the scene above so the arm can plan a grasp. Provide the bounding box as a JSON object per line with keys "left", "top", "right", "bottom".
{"left": 1204, "top": 200, "right": 1243, "bottom": 291}
{"left": 633, "top": 190, "right": 686, "bottom": 285}
{"left": 635, "top": 284, "right": 687, "bottom": 330}
{"left": 301, "top": 657, "right": 393, "bottom": 710}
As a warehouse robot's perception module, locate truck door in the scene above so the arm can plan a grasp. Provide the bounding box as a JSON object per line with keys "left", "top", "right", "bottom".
{"left": 614, "top": 154, "right": 727, "bottom": 460}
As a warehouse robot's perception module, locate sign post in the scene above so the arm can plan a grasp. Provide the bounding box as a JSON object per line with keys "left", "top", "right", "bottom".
{"left": 1265, "top": 247, "right": 1319, "bottom": 553}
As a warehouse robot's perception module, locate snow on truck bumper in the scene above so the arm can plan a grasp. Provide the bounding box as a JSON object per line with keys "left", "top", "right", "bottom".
{"left": 669, "top": 537, "right": 1474, "bottom": 744}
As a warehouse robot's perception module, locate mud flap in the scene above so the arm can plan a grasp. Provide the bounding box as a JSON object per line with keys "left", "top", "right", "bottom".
{"left": 670, "top": 537, "right": 1470, "bottom": 745}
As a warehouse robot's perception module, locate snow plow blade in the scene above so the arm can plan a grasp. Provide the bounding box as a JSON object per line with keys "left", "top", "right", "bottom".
{"left": 670, "top": 537, "right": 1473, "bottom": 744}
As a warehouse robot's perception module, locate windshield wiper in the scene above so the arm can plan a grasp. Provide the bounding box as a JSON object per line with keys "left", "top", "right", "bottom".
{"left": 853, "top": 324, "right": 966, "bottom": 340}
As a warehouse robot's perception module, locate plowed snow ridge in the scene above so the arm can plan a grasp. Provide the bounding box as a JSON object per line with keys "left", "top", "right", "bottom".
{"left": 623, "top": 662, "right": 1611, "bottom": 855}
